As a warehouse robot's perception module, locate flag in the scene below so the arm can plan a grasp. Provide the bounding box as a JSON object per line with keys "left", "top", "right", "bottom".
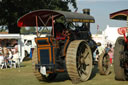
{"left": 97, "top": 25, "right": 99, "bottom": 31}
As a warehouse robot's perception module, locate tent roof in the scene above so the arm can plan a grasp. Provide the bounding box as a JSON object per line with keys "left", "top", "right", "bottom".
{"left": 0, "top": 34, "right": 21, "bottom": 39}
{"left": 17, "top": 9, "right": 95, "bottom": 27}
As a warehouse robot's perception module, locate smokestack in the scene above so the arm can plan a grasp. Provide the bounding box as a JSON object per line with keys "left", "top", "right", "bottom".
{"left": 83, "top": 9, "right": 90, "bottom": 31}
{"left": 83, "top": 9, "right": 90, "bottom": 15}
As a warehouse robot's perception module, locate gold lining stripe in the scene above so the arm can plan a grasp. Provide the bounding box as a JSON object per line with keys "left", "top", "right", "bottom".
{"left": 110, "top": 13, "right": 127, "bottom": 19}
{"left": 67, "top": 19, "right": 94, "bottom": 23}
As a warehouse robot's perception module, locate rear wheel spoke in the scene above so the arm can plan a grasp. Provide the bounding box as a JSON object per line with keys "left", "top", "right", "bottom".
{"left": 82, "top": 69, "right": 88, "bottom": 75}
{"left": 82, "top": 50, "right": 89, "bottom": 58}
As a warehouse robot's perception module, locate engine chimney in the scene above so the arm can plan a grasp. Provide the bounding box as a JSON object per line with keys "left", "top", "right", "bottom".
{"left": 83, "top": 9, "right": 90, "bottom": 32}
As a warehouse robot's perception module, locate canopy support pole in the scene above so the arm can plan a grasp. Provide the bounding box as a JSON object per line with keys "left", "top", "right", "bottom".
{"left": 52, "top": 16, "right": 54, "bottom": 37}
{"left": 36, "top": 16, "right": 39, "bottom": 37}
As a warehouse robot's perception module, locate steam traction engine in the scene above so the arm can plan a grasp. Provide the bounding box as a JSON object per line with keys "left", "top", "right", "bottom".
{"left": 17, "top": 9, "right": 110, "bottom": 83}
{"left": 110, "top": 9, "right": 128, "bottom": 80}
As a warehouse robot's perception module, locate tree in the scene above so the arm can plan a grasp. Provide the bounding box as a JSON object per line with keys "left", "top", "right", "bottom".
{"left": 20, "top": 27, "right": 36, "bottom": 34}
{"left": 20, "top": 27, "right": 28, "bottom": 34}
{"left": 0, "top": 26, "right": 8, "bottom": 32}
{"left": 0, "top": 0, "right": 77, "bottom": 33}
{"left": 28, "top": 27, "right": 36, "bottom": 33}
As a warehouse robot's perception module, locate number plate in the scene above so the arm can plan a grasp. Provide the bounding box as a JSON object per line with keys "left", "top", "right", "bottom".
{"left": 40, "top": 66, "right": 46, "bottom": 75}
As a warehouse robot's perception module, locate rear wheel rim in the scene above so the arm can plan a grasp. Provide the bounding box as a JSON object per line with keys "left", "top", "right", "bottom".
{"left": 98, "top": 52, "right": 110, "bottom": 75}
{"left": 103, "top": 54, "right": 110, "bottom": 74}
{"left": 114, "top": 37, "right": 127, "bottom": 80}
{"left": 77, "top": 42, "right": 92, "bottom": 80}
{"left": 66, "top": 40, "right": 92, "bottom": 83}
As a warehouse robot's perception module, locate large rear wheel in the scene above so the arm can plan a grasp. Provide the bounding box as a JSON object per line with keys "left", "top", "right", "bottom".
{"left": 98, "top": 51, "right": 111, "bottom": 75}
{"left": 114, "top": 37, "right": 127, "bottom": 80}
{"left": 66, "top": 40, "right": 92, "bottom": 83}
{"left": 32, "top": 47, "right": 57, "bottom": 81}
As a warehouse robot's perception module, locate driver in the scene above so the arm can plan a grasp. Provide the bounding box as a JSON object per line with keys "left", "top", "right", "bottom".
{"left": 54, "top": 23, "right": 69, "bottom": 40}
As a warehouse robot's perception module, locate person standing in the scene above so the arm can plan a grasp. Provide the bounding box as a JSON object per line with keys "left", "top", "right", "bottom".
{"left": 108, "top": 49, "right": 113, "bottom": 66}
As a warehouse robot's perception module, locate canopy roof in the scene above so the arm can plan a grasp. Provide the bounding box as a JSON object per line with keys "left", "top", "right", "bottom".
{"left": 17, "top": 9, "right": 95, "bottom": 27}
{"left": 0, "top": 34, "right": 21, "bottom": 39}
{"left": 110, "top": 9, "right": 128, "bottom": 21}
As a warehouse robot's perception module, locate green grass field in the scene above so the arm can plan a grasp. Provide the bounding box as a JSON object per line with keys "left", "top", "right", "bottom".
{"left": 0, "top": 61, "right": 128, "bottom": 85}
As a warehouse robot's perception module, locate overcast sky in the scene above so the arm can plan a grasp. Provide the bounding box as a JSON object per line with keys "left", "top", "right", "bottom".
{"left": 69, "top": 0, "right": 128, "bottom": 33}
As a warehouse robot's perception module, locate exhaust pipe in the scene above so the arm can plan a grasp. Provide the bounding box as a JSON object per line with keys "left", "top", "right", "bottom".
{"left": 83, "top": 9, "right": 90, "bottom": 32}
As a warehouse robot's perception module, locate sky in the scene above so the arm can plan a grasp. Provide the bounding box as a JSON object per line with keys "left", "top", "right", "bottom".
{"left": 69, "top": 0, "right": 128, "bottom": 33}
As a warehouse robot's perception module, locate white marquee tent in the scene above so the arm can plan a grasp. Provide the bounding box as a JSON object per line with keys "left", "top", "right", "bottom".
{"left": 102, "top": 25, "right": 123, "bottom": 45}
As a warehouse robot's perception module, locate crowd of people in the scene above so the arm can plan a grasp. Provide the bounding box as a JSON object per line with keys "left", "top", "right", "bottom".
{"left": 93, "top": 42, "right": 114, "bottom": 66}
{"left": 0, "top": 39, "right": 19, "bottom": 69}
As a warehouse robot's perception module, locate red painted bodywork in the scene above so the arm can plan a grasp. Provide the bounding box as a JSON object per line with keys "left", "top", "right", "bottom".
{"left": 118, "top": 27, "right": 127, "bottom": 35}
{"left": 118, "top": 27, "right": 128, "bottom": 43}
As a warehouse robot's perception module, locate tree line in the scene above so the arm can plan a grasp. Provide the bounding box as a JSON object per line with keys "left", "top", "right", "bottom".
{"left": 0, "top": 0, "right": 77, "bottom": 33}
